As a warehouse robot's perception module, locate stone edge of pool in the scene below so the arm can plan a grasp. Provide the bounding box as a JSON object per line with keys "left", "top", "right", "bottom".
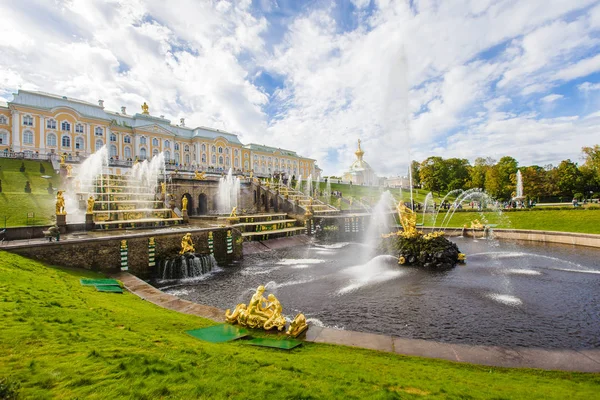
{"left": 113, "top": 271, "right": 600, "bottom": 373}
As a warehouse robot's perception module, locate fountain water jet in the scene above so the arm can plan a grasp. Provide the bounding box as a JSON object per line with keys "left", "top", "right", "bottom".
{"left": 218, "top": 168, "right": 241, "bottom": 213}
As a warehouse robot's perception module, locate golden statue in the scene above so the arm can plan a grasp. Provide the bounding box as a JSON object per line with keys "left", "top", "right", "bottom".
{"left": 397, "top": 201, "right": 417, "bottom": 237}
{"left": 120, "top": 240, "right": 127, "bottom": 250}
{"left": 160, "top": 182, "right": 166, "bottom": 194}
{"left": 60, "top": 154, "right": 66, "bottom": 165}
{"left": 286, "top": 313, "right": 308, "bottom": 337}
{"left": 133, "top": 159, "right": 139, "bottom": 166}
{"left": 194, "top": 170, "right": 206, "bottom": 180}
{"left": 149, "top": 237, "right": 155, "bottom": 246}
{"left": 249, "top": 170, "right": 253, "bottom": 179}
{"left": 182, "top": 196, "right": 188, "bottom": 211}
{"left": 179, "top": 233, "right": 195, "bottom": 254}
{"left": 141, "top": 102, "right": 149, "bottom": 115}
{"left": 229, "top": 207, "right": 237, "bottom": 218}
{"left": 86, "top": 195, "right": 95, "bottom": 214}
{"left": 225, "top": 285, "right": 295, "bottom": 332}
{"left": 55, "top": 191, "right": 66, "bottom": 215}
{"left": 470, "top": 219, "right": 484, "bottom": 229}
{"left": 66, "top": 164, "right": 73, "bottom": 177}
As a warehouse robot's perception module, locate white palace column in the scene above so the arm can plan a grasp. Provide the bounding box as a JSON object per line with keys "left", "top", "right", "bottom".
{"left": 11, "top": 110, "right": 20, "bottom": 152}
{"left": 85, "top": 123, "right": 91, "bottom": 155}
{"left": 134, "top": 134, "right": 140, "bottom": 158}
{"left": 39, "top": 116, "right": 46, "bottom": 153}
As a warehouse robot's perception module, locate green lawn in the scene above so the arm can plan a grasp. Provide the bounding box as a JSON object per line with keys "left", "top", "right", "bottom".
{"left": 422, "top": 209, "right": 600, "bottom": 234}
{"left": 0, "top": 159, "right": 59, "bottom": 227}
{"left": 1, "top": 252, "right": 599, "bottom": 399}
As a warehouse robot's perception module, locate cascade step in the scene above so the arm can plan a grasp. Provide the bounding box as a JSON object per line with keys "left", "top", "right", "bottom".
{"left": 242, "top": 227, "right": 306, "bottom": 240}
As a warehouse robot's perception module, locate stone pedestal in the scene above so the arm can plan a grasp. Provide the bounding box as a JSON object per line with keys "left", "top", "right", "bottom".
{"left": 56, "top": 213, "right": 67, "bottom": 233}
{"left": 182, "top": 209, "right": 189, "bottom": 223}
{"left": 85, "top": 213, "right": 94, "bottom": 230}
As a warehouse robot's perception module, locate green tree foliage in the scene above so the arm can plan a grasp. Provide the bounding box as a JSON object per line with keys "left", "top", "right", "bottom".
{"left": 555, "top": 159, "right": 584, "bottom": 198}
{"left": 419, "top": 157, "right": 447, "bottom": 194}
{"left": 445, "top": 158, "right": 470, "bottom": 191}
{"left": 467, "top": 157, "right": 494, "bottom": 189}
{"left": 410, "top": 160, "right": 421, "bottom": 187}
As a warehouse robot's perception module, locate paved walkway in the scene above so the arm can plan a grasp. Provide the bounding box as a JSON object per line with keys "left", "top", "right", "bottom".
{"left": 115, "top": 272, "right": 600, "bottom": 372}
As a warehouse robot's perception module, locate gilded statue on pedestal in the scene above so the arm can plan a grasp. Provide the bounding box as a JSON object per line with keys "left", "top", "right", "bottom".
{"left": 286, "top": 313, "right": 308, "bottom": 337}
{"left": 66, "top": 164, "right": 73, "bottom": 178}
{"left": 60, "top": 154, "right": 66, "bottom": 165}
{"left": 141, "top": 102, "right": 149, "bottom": 114}
{"left": 86, "top": 195, "right": 95, "bottom": 214}
{"left": 229, "top": 207, "right": 237, "bottom": 218}
{"left": 225, "top": 285, "right": 295, "bottom": 333}
{"left": 397, "top": 200, "right": 417, "bottom": 237}
{"left": 56, "top": 191, "right": 66, "bottom": 215}
{"left": 160, "top": 182, "right": 166, "bottom": 194}
{"left": 194, "top": 170, "right": 206, "bottom": 180}
{"left": 179, "top": 233, "right": 195, "bottom": 254}
{"left": 182, "top": 196, "right": 188, "bottom": 211}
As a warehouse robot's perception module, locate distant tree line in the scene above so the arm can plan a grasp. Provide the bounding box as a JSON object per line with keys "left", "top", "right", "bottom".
{"left": 411, "top": 145, "right": 600, "bottom": 202}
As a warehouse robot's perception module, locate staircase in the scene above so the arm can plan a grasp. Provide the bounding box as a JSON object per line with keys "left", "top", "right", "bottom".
{"left": 263, "top": 182, "right": 340, "bottom": 216}
{"left": 234, "top": 213, "right": 306, "bottom": 241}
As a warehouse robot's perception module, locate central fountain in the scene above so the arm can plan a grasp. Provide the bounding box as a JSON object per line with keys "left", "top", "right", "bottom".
{"left": 217, "top": 168, "right": 241, "bottom": 214}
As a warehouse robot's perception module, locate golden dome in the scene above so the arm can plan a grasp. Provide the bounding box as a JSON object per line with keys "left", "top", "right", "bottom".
{"left": 355, "top": 139, "right": 364, "bottom": 159}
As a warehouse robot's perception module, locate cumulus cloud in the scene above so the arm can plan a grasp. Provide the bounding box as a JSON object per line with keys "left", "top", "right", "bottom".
{"left": 0, "top": 0, "right": 599, "bottom": 176}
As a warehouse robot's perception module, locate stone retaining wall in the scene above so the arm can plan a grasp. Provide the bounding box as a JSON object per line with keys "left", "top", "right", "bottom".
{"left": 5, "top": 227, "right": 243, "bottom": 279}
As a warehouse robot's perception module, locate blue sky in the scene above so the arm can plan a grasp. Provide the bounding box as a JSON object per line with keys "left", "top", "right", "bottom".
{"left": 1, "top": 0, "right": 600, "bottom": 176}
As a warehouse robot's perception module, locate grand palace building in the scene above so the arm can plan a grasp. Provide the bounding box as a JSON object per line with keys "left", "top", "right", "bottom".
{"left": 0, "top": 90, "right": 320, "bottom": 178}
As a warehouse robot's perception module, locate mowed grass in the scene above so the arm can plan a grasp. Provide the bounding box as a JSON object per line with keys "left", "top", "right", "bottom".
{"left": 1, "top": 252, "right": 599, "bottom": 399}
{"left": 422, "top": 209, "right": 600, "bottom": 234}
{"left": 0, "top": 159, "right": 60, "bottom": 226}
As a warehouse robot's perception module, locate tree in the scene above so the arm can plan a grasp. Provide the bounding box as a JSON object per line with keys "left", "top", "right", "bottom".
{"left": 419, "top": 157, "right": 448, "bottom": 194}
{"left": 467, "top": 157, "right": 494, "bottom": 189}
{"left": 493, "top": 156, "right": 518, "bottom": 200}
{"left": 410, "top": 160, "right": 421, "bottom": 187}
{"left": 445, "top": 158, "right": 470, "bottom": 191}
{"left": 555, "top": 159, "right": 583, "bottom": 198}
{"left": 580, "top": 145, "right": 600, "bottom": 195}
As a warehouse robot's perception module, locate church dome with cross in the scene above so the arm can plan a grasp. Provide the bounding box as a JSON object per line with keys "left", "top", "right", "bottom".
{"left": 342, "top": 139, "right": 378, "bottom": 186}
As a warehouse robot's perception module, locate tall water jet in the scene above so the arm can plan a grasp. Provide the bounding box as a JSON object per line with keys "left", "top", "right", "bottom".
{"left": 513, "top": 170, "right": 524, "bottom": 205}
{"left": 315, "top": 176, "right": 321, "bottom": 198}
{"left": 325, "top": 178, "right": 332, "bottom": 206}
{"left": 295, "top": 175, "right": 302, "bottom": 192}
{"left": 364, "top": 191, "right": 397, "bottom": 250}
{"left": 421, "top": 192, "right": 434, "bottom": 226}
{"left": 305, "top": 174, "right": 313, "bottom": 197}
{"left": 65, "top": 145, "right": 109, "bottom": 221}
{"left": 218, "top": 168, "right": 241, "bottom": 213}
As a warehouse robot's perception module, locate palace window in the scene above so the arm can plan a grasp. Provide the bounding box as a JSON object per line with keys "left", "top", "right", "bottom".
{"left": 110, "top": 145, "right": 117, "bottom": 157}
{"left": 75, "top": 123, "right": 84, "bottom": 133}
{"left": 219, "top": 156, "right": 224, "bottom": 165}
{"left": 124, "top": 136, "right": 131, "bottom": 144}
{"left": 62, "top": 135, "right": 71, "bottom": 147}
{"left": 153, "top": 149, "right": 159, "bottom": 157}
{"left": 164, "top": 140, "right": 170, "bottom": 148}
{"left": 226, "top": 158, "right": 230, "bottom": 166}
{"left": 95, "top": 127, "right": 103, "bottom": 136}
{"left": 244, "top": 153, "right": 248, "bottom": 159}
{"left": 184, "top": 145, "right": 190, "bottom": 152}
{"left": 211, "top": 154, "right": 216, "bottom": 164}
{"left": 211, "top": 145, "right": 216, "bottom": 153}
{"left": 174, "top": 143, "right": 180, "bottom": 151}
{"left": 139, "top": 147, "right": 147, "bottom": 159}
{"left": 23, "top": 115, "right": 33, "bottom": 126}
{"left": 217, "top": 147, "right": 223, "bottom": 154}
{"left": 75, "top": 137, "right": 84, "bottom": 150}
{"left": 152, "top": 138, "right": 159, "bottom": 146}
{"left": 124, "top": 146, "right": 132, "bottom": 159}
{"left": 185, "top": 154, "right": 190, "bottom": 164}
{"left": 234, "top": 159, "right": 239, "bottom": 168}
{"left": 201, "top": 143, "right": 206, "bottom": 151}
{"left": 225, "top": 148, "right": 229, "bottom": 155}
{"left": 253, "top": 155, "right": 257, "bottom": 161}
{"left": 201, "top": 154, "right": 206, "bottom": 163}
{"left": 110, "top": 133, "right": 117, "bottom": 142}
{"left": 47, "top": 133, "right": 57, "bottom": 146}
{"left": 95, "top": 139, "right": 103, "bottom": 151}
{"left": 61, "top": 121, "right": 71, "bottom": 132}
{"left": 164, "top": 151, "right": 170, "bottom": 161}
{"left": 140, "top": 137, "right": 147, "bottom": 145}
{"left": 47, "top": 119, "right": 56, "bottom": 129}
{"left": 0, "top": 116, "right": 7, "bottom": 125}
{"left": 0, "top": 131, "right": 7, "bottom": 144}
{"left": 23, "top": 130, "right": 34, "bottom": 145}
{"left": 234, "top": 149, "right": 238, "bottom": 157}
{"left": 174, "top": 152, "right": 179, "bottom": 162}
{"left": 244, "top": 161, "right": 249, "bottom": 170}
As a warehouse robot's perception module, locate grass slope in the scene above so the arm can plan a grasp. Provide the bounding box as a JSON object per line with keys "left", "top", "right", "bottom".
{"left": 1, "top": 252, "right": 599, "bottom": 399}
{"left": 422, "top": 209, "right": 600, "bottom": 234}
{"left": 0, "top": 159, "right": 59, "bottom": 226}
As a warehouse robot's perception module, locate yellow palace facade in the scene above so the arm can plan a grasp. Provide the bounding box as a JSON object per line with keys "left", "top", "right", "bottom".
{"left": 0, "top": 90, "right": 320, "bottom": 178}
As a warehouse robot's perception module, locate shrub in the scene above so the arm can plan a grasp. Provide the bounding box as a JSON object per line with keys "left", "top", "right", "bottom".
{"left": 19, "top": 162, "right": 25, "bottom": 172}
{"left": 24, "top": 181, "right": 32, "bottom": 193}
{"left": 574, "top": 192, "right": 584, "bottom": 201}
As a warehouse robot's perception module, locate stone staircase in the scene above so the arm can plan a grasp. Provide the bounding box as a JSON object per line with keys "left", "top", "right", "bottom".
{"left": 234, "top": 213, "right": 306, "bottom": 241}
{"left": 264, "top": 183, "right": 340, "bottom": 216}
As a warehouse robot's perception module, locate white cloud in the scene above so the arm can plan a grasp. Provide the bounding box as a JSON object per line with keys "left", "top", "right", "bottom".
{"left": 0, "top": 0, "right": 599, "bottom": 176}
{"left": 540, "top": 94, "right": 563, "bottom": 103}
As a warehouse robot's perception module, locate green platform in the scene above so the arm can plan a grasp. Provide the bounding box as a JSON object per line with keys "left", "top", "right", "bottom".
{"left": 95, "top": 285, "right": 123, "bottom": 293}
{"left": 246, "top": 337, "right": 303, "bottom": 350}
{"left": 186, "top": 324, "right": 249, "bottom": 343}
{"left": 80, "top": 279, "right": 120, "bottom": 286}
